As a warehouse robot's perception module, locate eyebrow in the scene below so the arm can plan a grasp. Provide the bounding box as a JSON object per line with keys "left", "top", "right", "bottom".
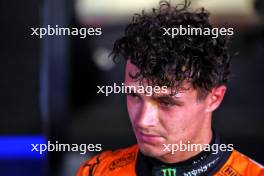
{"left": 152, "top": 95, "right": 184, "bottom": 105}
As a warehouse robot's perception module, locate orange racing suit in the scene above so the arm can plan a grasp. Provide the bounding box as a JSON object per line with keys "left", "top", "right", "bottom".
{"left": 77, "top": 136, "right": 264, "bottom": 176}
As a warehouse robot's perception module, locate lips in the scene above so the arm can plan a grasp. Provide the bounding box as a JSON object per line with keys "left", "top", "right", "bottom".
{"left": 136, "top": 130, "right": 162, "bottom": 144}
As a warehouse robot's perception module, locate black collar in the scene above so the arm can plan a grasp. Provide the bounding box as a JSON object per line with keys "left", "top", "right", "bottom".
{"left": 136, "top": 133, "right": 232, "bottom": 176}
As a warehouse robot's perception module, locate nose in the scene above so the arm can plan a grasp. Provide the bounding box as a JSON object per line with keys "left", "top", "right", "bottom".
{"left": 135, "top": 101, "right": 159, "bottom": 129}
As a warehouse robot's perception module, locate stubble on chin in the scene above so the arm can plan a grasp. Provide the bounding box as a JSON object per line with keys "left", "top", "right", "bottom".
{"left": 138, "top": 142, "right": 169, "bottom": 159}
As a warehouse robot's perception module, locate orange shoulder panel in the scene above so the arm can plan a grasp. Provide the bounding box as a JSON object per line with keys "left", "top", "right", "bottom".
{"left": 214, "top": 150, "right": 264, "bottom": 176}
{"left": 77, "top": 145, "right": 138, "bottom": 176}
{"left": 77, "top": 147, "right": 264, "bottom": 176}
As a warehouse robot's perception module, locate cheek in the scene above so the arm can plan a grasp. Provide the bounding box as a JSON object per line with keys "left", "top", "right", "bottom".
{"left": 160, "top": 104, "right": 205, "bottom": 135}
{"left": 160, "top": 109, "right": 187, "bottom": 133}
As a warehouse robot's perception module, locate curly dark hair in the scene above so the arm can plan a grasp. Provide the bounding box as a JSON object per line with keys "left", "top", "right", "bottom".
{"left": 112, "top": 0, "right": 231, "bottom": 99}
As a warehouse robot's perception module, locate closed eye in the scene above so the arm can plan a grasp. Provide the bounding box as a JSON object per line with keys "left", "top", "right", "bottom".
{"left": 127, "top": 92, "right": 141, "bottom": 100}
{"left": 159, "top": 100, "right": 176, "bottom": 107}
{"left": 154, "top": 96, "right": 184, "bottom": 108}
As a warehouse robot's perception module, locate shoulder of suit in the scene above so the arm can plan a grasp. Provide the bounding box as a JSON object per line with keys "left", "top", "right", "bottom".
{"left": 216, "top": 150, "right": 264, "bottom": 176}
{"left": 77, "top": 144, "right": 138, "bottom": 176}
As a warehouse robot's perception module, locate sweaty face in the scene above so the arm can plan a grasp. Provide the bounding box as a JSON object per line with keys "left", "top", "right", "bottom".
{"left": 125, "top": 60, "right": 214, "bottom": 161}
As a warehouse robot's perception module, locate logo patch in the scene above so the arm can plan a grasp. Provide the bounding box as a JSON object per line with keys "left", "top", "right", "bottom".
{"left": 109, "top": 152, "right": 136, "bottom": 170}
{"left": 221, "top": 165, "right": 241, "bottom": 176}
{"left": 161, "top": 168, "right": 177, "bottom": 176}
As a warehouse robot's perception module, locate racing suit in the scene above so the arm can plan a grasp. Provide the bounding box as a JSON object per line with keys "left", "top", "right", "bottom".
{"left": 77, "top": 134, "right": 264, "bottom": 176}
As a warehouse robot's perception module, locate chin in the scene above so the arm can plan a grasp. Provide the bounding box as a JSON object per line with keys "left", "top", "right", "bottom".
{"left": 138, "top": 142, "right": 166, "bottom": 158}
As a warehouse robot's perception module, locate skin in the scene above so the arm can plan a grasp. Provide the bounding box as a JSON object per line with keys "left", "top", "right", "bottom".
{"left": 125, "top": 60, "right": 227, "bottom": 163}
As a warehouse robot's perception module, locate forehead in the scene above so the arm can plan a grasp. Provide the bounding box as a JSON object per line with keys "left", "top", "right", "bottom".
{"left": 125, "top": 60, "right": 196, "bottom": 97}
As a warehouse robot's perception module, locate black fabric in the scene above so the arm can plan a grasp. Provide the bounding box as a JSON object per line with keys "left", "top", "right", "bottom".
{"left": 136, "top": 133, "right": 232, "bottom": 176}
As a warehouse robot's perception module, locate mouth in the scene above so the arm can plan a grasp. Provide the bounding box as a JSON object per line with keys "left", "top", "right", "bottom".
{"left": 136, "top": 130, "right": 163, "bottom": 144}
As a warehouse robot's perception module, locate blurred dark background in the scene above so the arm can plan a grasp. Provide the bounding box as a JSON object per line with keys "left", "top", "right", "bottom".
{"left": 0, "top": 0, "right": 263, "bottom": 175}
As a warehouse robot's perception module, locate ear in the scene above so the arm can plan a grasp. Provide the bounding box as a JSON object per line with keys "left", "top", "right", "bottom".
{"left": 205, "top": 85, "right": 227, "bottom": 112}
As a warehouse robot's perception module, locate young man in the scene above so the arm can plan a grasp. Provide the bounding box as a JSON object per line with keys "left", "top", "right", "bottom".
{"left": 77, "top": 1, "right": 264, "bottom": 175}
